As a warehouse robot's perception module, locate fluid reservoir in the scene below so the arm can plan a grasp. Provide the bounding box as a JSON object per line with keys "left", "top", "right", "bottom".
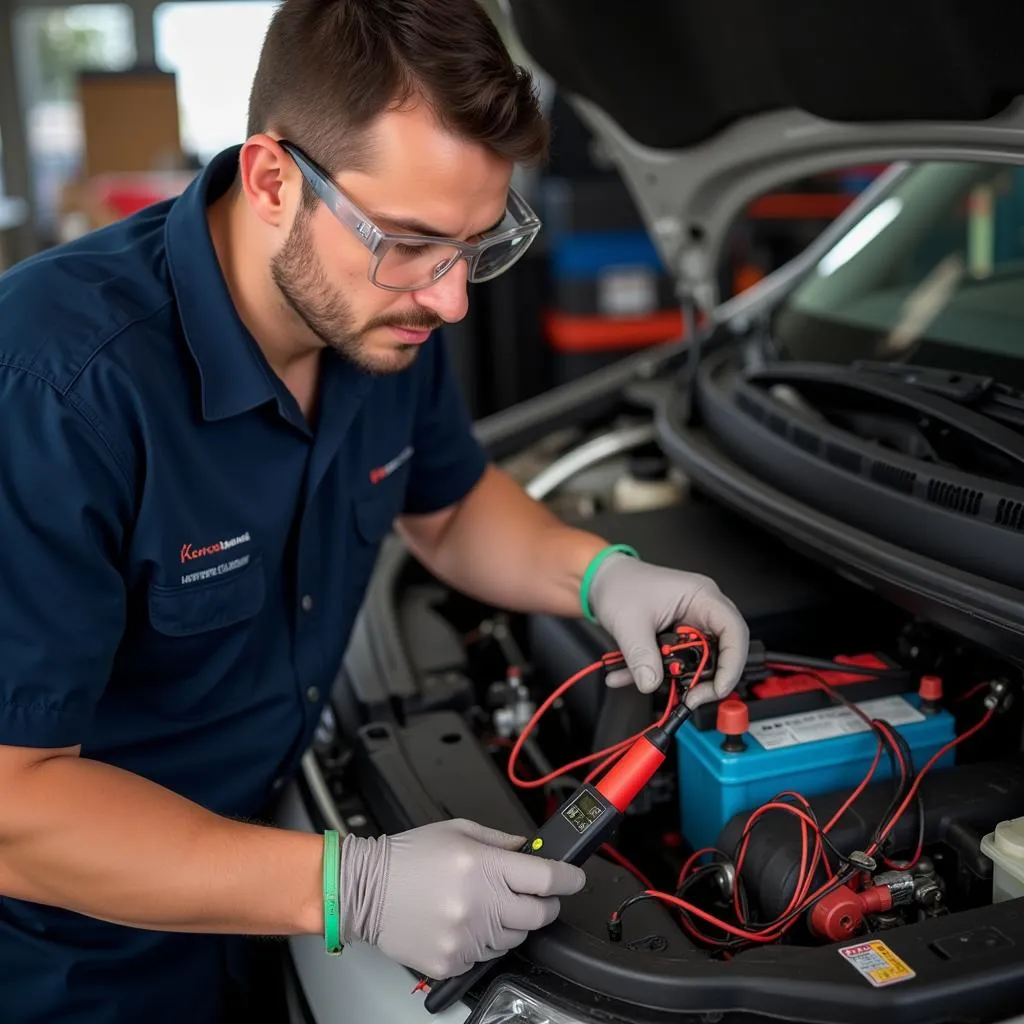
{"left": 980, "top": 817, "right": 1024, "bottom": 903}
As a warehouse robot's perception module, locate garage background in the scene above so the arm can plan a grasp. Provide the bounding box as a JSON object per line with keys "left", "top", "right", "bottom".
{"left": 0, "top": 0, "right": 881, "bottom": 415}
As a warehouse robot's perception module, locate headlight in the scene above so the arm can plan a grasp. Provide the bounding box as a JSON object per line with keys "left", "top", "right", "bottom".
{"left": 469, "top": 979, "right": 590, "bottom": 1024}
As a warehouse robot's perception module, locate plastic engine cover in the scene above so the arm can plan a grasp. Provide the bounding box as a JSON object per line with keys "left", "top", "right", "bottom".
{"left": 675, "top": 692, "right": 955, "bottom": 853}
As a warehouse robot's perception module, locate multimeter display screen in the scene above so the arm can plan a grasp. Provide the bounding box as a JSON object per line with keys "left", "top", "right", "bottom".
{"left": 561, "top": 790, "right": 606, "bottom": 834}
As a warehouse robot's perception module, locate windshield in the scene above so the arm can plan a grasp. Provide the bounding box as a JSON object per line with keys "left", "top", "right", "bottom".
{"left": 774, "top": 161, "right": 1024, "bottom": 389}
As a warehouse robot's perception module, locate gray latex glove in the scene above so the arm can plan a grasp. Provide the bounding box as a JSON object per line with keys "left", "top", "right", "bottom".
{"left": 339, "top": 818, "right": 586, "bottom": 979}
{"left": 589, "top": 553, "right": 750, "bottom": 708}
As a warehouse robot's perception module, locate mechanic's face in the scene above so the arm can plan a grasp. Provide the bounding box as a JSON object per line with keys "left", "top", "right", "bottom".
{"left": 272, "top": 102, "right": 513, "bottom": 375}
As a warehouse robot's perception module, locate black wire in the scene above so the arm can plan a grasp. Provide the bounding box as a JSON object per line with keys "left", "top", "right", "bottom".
{"left": 614, "top": 663, "right": 927, "bottom": 947}
{"left": 787, "top": 670, "right": 917, "bottom": 858}
{"left": 733, "top": 800, "right": 849, "bottom": 930}
{"left": 731, "top": 790, "right": 853, "bottom": 879}
{"left": 872, "top": 725, "right": 925, "bottom": 866}
{"left": 869, "top": 719, "right": 919, "bottom": 856}
{"left": 788, "top": 674, "right": 926, "bottom": 868}
{"left": 728, "top": 669, "right": 919, "bottom": 923}
{"left": 613, "top": 865, "right": 860, "bottom": 952}
{"left": 676, "top": 863, "right": 726, "bottom": 897}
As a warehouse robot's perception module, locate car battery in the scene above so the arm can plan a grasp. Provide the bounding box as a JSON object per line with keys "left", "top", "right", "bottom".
{"left": 675, "top": 688, "right": 957, "bottom": 855}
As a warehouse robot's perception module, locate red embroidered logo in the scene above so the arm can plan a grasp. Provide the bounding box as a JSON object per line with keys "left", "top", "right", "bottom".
{"left": 180, "top": 531, "right": 251, "bottom": 564}
{"left": 369, "top": 445, "right": 414, "bottom": 484}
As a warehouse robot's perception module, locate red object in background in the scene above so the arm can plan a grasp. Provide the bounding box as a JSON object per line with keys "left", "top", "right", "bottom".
{"left": 746, "top": 193, "right": 855, "bottom": 220}
{"left": 91, "top": 172, "right": 195, "bottom": 219}
{"left": 543, "top": 309, "right": 685, "bottom": 353}
{"left": 752, "top": 653, "right": 891, "bottom": 699}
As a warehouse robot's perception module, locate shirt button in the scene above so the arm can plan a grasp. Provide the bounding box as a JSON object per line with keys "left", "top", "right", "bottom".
{"left": 307, "top": 686, "right": 320, "bottom": 703}
{"left": 301, "top": 594, "right": 314, "bottom": 612}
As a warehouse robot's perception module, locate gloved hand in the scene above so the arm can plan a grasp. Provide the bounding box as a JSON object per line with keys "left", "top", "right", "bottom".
{"left": 588, "top": 553, "right": 750, "bottom": 708}
{"left": 339, "top": 818, "right": 586, "bottom": 979}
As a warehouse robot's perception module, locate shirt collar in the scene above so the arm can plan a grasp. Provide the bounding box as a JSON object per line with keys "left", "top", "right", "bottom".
{"left": 165, "top": 146, "right": 278, "bottom": 422}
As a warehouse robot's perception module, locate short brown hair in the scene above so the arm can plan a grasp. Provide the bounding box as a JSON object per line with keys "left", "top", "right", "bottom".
{"left": 247, "top": 0, "right": 548, "bottom": 180}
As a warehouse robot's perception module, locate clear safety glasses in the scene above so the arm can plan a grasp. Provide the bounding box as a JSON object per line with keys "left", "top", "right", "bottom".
{"left": 279, "top": 140, "right": 542, "bottom": 292}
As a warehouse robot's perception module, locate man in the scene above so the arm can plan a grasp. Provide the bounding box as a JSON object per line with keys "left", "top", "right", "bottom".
{"left": 0, "top": 1, "right": 749, "bottom": 1021}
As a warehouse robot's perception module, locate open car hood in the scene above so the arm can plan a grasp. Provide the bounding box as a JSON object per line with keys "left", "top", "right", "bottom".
{"left": 505, "top": 0, "right": 1024, "bottom": 311}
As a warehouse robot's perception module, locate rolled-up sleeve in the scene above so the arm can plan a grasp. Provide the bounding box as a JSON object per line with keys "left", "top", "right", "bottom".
{"left": 0, "top": 368, "right": 131, "bottom": 748}
{"left": 401, "top": 332, "right": 489, "bottom": 516}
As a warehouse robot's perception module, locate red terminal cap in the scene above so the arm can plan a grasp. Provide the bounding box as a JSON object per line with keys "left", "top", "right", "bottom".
{"left": 858, "top": 884, "right": 894, "bottom": 916}
{"left": 919, "top": 675, "right": 943, "bottom": 701}
{"left": 809, "top": 888, "right": 863, "bottom": 941}
{"left": 717, "top": 699, "right": 749, "bottom": 736}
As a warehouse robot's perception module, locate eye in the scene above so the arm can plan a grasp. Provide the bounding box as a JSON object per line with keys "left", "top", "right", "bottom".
{"left": 393, "top": 242, "right": 430, "bottom": 256}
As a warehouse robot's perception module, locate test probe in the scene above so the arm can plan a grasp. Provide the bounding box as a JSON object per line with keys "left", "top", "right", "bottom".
{"left": 423, "top": 628, "right": 711, "bottom": 1015}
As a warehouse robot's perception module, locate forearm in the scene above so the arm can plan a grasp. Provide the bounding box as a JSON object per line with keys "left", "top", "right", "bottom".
{"left": 0, "top": 751, "right": 323, "bottom": 936}
{"left": 400, "top": 466, "right": 609, "bottom": 618}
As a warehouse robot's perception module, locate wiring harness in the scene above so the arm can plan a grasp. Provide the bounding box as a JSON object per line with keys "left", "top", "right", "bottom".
{"left": 502, "top": 630, "right": 1001, "bottom": 952}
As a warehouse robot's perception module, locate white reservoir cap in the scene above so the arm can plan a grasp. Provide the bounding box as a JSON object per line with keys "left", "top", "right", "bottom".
{"left": 993, "top": 817, "right": 1024, "bottom": 860}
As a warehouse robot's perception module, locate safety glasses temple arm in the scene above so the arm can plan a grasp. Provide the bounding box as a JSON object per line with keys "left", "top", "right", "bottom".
{"left": 279, "top": 140, "right": 384, "bottom": 251}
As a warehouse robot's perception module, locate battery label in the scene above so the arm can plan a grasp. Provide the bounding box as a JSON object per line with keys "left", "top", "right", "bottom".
{"left": 838, "top": 939, "right": 916, "bottom": 986}
{"left": 748, "top": 696, "right": 924, "bottom": 750}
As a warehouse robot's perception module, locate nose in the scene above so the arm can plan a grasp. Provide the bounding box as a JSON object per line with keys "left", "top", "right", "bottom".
{"left": 412, "top": 258, "right": 470, "bottom": 324}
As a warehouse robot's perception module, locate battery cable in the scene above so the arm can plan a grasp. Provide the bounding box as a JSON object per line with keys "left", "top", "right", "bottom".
{"left": 499, "top": 633, "right": 998, "bottom": 949}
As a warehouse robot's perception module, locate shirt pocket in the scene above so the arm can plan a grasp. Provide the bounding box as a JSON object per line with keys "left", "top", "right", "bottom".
{"left": 128, "top": 555, "right": 267, "bottom": 723}
{"left": 148, "top": 554, "right": 266, "bottom": 637}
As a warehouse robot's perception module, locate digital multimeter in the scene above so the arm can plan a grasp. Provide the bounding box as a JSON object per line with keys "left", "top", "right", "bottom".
{"left": 423, "top": 696, "right": 695, "bottom": 1015}
{"left": 519, "top": 783, "right": 619, "bottom": 862}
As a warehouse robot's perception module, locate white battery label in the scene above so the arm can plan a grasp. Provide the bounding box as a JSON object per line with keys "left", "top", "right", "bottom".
{"left": 748, "top": 696, "right": 925, "bottom": 751}
{"left": 838, "top": 939, "right": 916, "bottom": 986}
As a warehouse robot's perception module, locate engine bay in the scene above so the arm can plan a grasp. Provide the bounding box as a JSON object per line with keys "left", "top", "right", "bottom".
{"left": 312, "top": 420, "right": 1024, "bottom": 1022}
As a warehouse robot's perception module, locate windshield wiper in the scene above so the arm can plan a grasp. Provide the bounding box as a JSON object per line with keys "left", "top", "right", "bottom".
{"left": 746, "top": 360, "right": 1024, "bottom": 483}
{"left": 850, "top": 361, "right": 1024, "bottom": 430}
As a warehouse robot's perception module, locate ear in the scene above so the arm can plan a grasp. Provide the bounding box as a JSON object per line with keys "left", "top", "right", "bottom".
{"left": 238, "top": 134, "right": 299, "bottom": 228}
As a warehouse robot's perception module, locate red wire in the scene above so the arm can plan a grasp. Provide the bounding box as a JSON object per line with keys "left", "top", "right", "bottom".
{"left": 652, "top": 671, "right": 991, "bottom": 947}
{"left": 516, "top": 644, "right": 995, "bottom": 949}
{"left": 957, "top": 682, "right": 990, "bottom": 703}
{"left": 506, "top": 638, "right": 708, "bottom": 790}
{"left": 677, "top": 847, "right": 725, "bottom": 889}
{"left": 633, "top": 890, "right": 782, "bottom": 944}
{"left": 865, "top": 718, "right": 920, "bottom": 869}
{"left": 865, "top": 707, "right": 995, "bottom": 861}
{"left": 733, "top": 798, "right": 825, "bottom": 922}
{"left": 824, "top": 734, "right": 885, "bottom": 832}
{"left": 692, "top": 710, "right": 991, "bottom": 945}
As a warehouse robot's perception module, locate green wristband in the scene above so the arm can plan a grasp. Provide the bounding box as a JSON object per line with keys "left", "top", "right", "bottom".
{"left": 580, "top": 543, "right": 639, "bottom": 623}
{"left": 323, "top": 830, "right": 343, "bottom": 955}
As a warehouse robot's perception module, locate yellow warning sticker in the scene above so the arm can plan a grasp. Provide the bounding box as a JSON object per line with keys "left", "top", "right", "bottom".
{"left": 838, "top": 940, "right": 916, "bottom": 987}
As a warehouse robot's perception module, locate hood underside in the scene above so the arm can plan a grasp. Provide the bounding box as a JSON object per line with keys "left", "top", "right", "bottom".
{"left": 505, "top": 0, "right": 1024, "bottom": 308}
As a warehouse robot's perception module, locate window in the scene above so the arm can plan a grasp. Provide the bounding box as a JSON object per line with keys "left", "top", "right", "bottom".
{"left": 776, "top": 161, "right": 1024, "bottom": 387}
{"left": 14, "top": 4, "right": 136, "bottom": 236}
{"left": 154, "top": 1, "right": 278, "bottom": 164}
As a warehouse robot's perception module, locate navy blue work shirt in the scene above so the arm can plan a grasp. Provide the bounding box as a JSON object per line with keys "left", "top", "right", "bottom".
{"left": 0, "top": 146, "right": 487, "bottom": 1023}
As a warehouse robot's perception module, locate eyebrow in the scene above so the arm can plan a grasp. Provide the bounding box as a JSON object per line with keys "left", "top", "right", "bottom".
{"left": 368, "top": 209, "right": 507, "bottom": 240}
